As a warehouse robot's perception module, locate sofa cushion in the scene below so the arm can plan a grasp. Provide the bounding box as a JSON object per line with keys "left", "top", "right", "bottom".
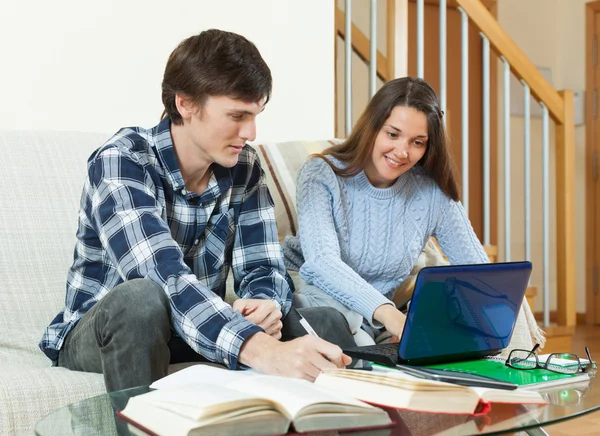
{"left": 0, "top": 130, "right": 110, "bottom": 356}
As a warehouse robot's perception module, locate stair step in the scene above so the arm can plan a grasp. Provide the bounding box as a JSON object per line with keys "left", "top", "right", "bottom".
{"left": 537, "top": 323, "right": 575, "bottom": 354}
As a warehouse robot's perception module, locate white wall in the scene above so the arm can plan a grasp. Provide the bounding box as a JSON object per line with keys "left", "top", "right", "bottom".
{"left": 0, "top": 0, "right": 334, "bottom": 143}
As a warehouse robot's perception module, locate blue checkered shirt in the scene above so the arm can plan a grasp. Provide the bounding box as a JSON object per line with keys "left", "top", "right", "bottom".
{"left": 39, "top": 118, "right": 293, "bottom": 368}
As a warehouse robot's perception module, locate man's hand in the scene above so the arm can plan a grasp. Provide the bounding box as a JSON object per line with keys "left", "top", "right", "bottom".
{"left": 233, "top": 298, "right": 283, "bottom": 339}
{"left": 373, "top": 304, "right": 406, "bottom": 340}
{"left": 239, "top": 332, "right": 353, "bottom": 382}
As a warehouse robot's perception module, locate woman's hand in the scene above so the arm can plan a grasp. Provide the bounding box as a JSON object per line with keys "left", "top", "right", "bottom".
{"left": 373, "top": 304, "right": 407, "bottom": 340}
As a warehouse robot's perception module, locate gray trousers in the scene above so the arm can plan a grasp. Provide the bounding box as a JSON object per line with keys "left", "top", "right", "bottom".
{"left": 57, "top": 279, "right": 355, "bottom": 392}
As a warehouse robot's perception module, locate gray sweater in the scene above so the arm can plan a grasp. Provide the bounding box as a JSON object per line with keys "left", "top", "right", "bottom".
{"left": 282, "top": 156, "right": 489, "bottom": 325}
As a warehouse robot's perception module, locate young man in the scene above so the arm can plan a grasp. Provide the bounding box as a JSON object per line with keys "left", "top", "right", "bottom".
{"left": 39, "top": 29, "right": 354, "bottom": 392}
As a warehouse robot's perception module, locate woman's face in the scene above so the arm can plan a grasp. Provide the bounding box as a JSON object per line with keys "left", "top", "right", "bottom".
{"left": 364, "top": 105, "right": 429, "bottom": 188}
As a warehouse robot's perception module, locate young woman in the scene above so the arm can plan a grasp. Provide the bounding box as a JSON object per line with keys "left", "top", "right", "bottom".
{"left": 283, "top": 77, "right": 544, "bottom": 348}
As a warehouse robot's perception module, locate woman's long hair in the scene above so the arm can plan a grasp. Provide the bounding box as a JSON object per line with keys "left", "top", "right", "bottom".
{"left": 317, "top": 77, "right": 459, "bottom": 201}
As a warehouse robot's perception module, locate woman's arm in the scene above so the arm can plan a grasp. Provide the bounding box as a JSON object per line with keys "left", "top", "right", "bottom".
{"left": 432, "top": 189, "right": 490, "bottom": 264}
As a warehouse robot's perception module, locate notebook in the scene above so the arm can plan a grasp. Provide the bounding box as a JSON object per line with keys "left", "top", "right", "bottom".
{"left": 343, "top": 262, "right": 532, "bottom": 366}
{"left": 427, "top": 357, "right": 591, "bottom": 390}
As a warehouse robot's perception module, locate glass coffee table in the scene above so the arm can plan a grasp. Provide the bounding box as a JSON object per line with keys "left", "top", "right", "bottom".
{"left": 35, "top": 376, "right": 600, "bottom": 436}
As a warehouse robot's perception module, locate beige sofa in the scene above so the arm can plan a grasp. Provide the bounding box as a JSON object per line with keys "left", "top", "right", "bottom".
{"left": 0, "top": 131, "right": 344, "bottom": 435}
{"left": 0, "top": 131, "right": 535, "bottom": 435}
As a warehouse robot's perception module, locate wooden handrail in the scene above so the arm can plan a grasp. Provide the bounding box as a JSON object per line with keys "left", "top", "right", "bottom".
{"left": 335, "top": 7, "right": 390, "bottom": 82}
{"left": 456, "top": 0, "right": 565, "bottom": 124}
{"left": 416, "top": 0, "right": 495, "bottom": 7}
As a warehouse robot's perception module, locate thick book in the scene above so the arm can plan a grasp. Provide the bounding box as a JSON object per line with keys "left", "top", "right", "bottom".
{"left": 117, "top": 367, "right": 392, "bottom": 436}
{"left": 314, "top": 367, "right": 546, "bottom": 415}
{"left": 426, "top": 357, "right": 591, "bottom": 390}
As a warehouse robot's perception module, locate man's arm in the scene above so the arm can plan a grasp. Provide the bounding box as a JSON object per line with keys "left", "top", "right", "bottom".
{"left": 87, "top": 147, "right": 262, "bottom": 369}
{"left": 231, "top": 148, "right": 293, "bottom": 316}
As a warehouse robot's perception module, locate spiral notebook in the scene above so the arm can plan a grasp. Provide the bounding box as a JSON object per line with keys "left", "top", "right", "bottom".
{"left": 426, "top": 357, "right": 590, "bottom": 390}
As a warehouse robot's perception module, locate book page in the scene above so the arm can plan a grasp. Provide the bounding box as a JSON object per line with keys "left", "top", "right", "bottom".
{"left": 315, "top": 372, "right": 480, "bottom": 414}
{"left": 150, "top": 365, "right": 257, "bottom": 390}
{"left": 330, "top": 368, "right": 470, "bottom": 392}
{"left": 233, "top": 375, "right": 379, "bottom": 419}
{"left": 471, "top": 386, "right": 545, "bottom": 404}
{"left": 150, "top": 365, "right": 380, "bottom": 421}
{"left": 121, "top": 390, "right": 289, "bottom": 436}
{"left": 138, "top": 384, "right": 275, "bottom": 421}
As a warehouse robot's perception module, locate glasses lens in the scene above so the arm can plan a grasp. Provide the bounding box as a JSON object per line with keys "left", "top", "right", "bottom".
{"left": 546, "top": 354, "right": 580, "bottom": 374}
{"left": 508, "top": 350, "right": 537, "bottom": 369}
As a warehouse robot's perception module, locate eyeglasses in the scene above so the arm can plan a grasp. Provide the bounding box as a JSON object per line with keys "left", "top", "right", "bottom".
{"left": 506, "top": 343, "right": 597, "bottom": 376}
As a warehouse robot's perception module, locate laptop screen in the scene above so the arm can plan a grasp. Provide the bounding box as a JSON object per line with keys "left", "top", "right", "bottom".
{"left": 398, "top": 262, "right": 532, "bottom": 362}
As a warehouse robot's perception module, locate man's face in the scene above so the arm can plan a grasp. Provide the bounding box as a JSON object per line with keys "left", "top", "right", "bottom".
{"left": 184, "top": 95, "right": 266, "bottom": 168}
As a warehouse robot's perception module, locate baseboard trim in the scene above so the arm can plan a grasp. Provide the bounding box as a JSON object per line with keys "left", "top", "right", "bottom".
{"left": 534, "top": 311, "right": 586, "bottom": 325}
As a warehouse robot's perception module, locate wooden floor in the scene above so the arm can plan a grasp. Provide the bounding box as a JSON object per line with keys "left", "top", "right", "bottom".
{"left": 539, "top": 324, "right": 600, "bottom": 435}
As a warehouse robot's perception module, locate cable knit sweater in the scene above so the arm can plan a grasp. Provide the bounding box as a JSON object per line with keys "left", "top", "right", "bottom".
{"left": 282, "top": 156, "right": 489, "bottom": 326}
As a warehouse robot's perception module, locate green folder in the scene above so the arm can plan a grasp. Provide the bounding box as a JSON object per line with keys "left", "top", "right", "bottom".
{"left": 426, "top": 358, "right": 588, "bottom": 389}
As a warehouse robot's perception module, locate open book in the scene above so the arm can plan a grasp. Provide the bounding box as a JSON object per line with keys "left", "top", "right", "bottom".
{"left": 315, "top": 367, "right": 547, "bottom": 415}
{"left": 118, "top": 366, "right": 392, "bottom": 436}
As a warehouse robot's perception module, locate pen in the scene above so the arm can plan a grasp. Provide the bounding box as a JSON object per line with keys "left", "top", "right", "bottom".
{"left": 292, "top": 307, "right": 320, "bottom": 338}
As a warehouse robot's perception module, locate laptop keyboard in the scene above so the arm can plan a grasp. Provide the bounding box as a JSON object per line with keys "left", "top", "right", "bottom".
{"left": 343, "top": 342, "right": 400, "bottom": 366}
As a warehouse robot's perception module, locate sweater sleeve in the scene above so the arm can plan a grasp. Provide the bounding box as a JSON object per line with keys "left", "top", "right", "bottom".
{"left": 296, "top": 158, "right": 393, "bottom": 326}
{"left": 432, "top": 189, "right": 490, "bottom": 264}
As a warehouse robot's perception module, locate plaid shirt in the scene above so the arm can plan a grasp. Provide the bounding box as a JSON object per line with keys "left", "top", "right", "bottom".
{"left": 39, "top": 118, "right": 293, "bottom": 369}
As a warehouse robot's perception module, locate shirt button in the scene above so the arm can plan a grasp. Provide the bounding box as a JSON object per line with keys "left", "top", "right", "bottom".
{"left": 193, "top": 239, "right": 199, "bottom": 245}
{"left": 182, "top": 189, "right": 187, "bottom": 195}
{"left": 415, "top": 216, "right": 421, "bottom": 221}
{"left": 411, "top": 207, "right": 416, "bottom": 212}
{"left": 223, "top": 358, "right": 229, "bottom": 366}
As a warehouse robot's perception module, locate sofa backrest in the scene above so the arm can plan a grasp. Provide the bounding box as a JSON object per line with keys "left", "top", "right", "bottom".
{"left": 0, "top": 130, "right": 336, "bottom": 356}
{"left": 253, "top": 140, "right": 340, "bottom": 241}
{"left": 0, "top": 131, "right": 110, "bottom": 356}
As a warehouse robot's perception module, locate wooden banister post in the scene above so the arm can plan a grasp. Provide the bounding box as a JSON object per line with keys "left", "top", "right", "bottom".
{"left": 556, "top": 90, "right": 576, "bottom": 327}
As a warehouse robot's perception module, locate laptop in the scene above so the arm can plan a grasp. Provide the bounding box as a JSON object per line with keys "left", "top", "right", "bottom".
{"left": 343, "top": 261, "right": 532, "bottom": 367}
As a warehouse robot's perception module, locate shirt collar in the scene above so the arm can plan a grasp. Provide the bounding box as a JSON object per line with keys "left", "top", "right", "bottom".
{"left": 199, "top": 164, "right": 232, "bottom": 203}
{"left": 152, "top": 118, "right": 234, "bottom": 199}
{"left": 153, "top": 118, "right": 186, "bottom": 192}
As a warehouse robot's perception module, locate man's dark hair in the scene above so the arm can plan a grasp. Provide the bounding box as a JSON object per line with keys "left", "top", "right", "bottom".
{"left": 161, "top": 29, "right": 272, "bottom": 125}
